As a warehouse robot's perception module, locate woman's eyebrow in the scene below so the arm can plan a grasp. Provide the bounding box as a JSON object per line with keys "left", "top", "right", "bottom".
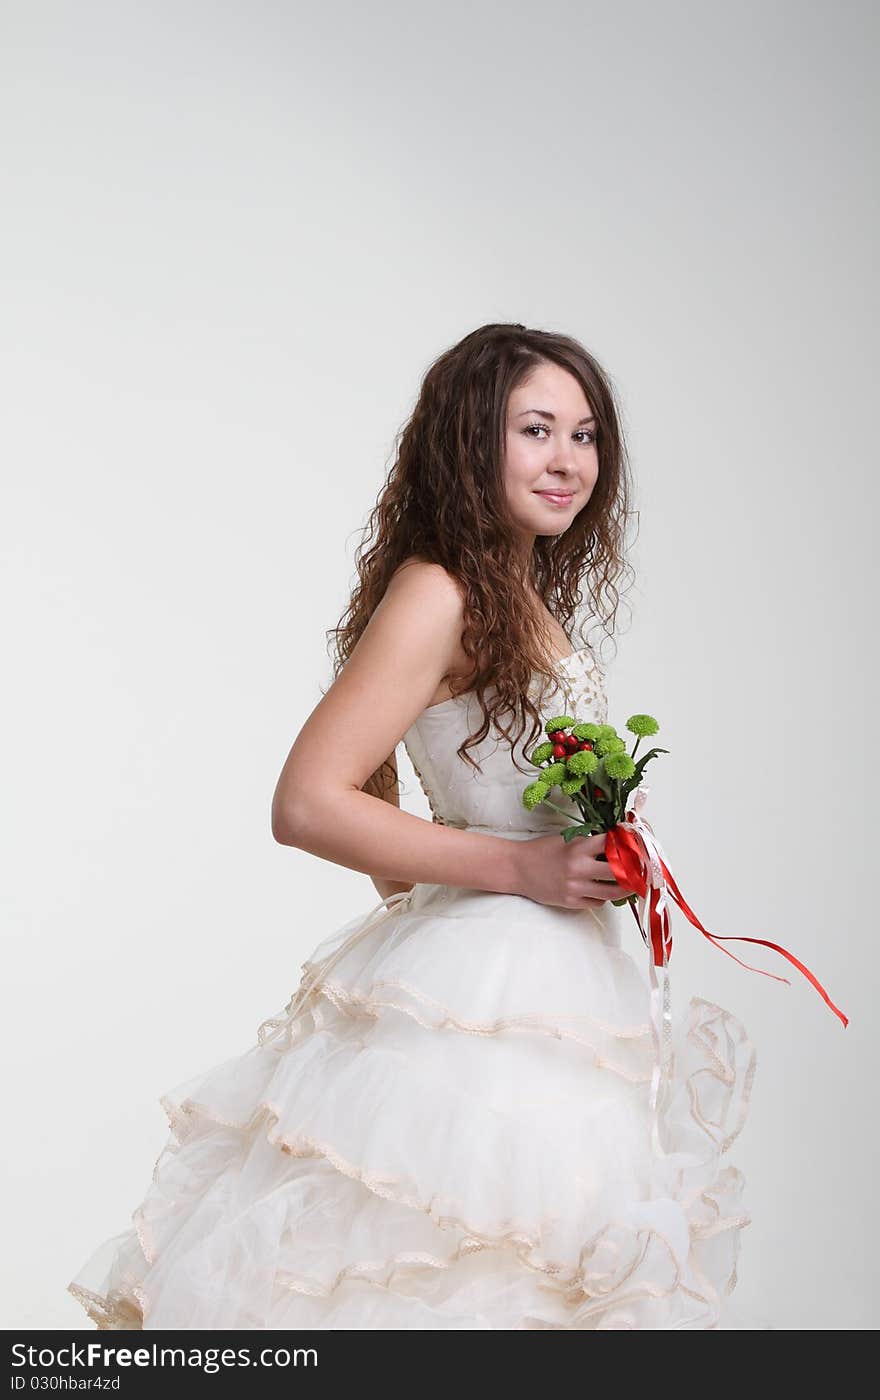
{"left": 515, "top": 409, "right": 596, "bottom": 425}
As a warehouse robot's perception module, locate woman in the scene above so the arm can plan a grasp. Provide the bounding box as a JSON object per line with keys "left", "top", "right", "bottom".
{"left": 68, "top": 322, "right": 759, "bottom": 1329}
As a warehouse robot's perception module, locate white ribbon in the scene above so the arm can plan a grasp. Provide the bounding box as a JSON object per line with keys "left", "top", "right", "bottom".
{"left": 256, "top": 886, "right": 415, "bottom": 1050}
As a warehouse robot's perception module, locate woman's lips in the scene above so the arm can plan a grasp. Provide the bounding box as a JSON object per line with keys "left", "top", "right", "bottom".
{"left": 535, "top": 490, "right": 574, "bottom": 508}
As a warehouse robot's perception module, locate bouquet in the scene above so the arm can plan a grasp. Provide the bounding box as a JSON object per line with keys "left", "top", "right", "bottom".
{"left": 522, "top": 708, "right": 848, "bottom": 1031}
{"left": 523, "top": 711, "right": 665, "bottom": 915}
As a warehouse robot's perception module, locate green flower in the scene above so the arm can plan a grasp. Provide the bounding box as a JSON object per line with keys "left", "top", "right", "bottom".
{"left": 529, "top": 741, "right": 555, "bottom": 765}
{"left": 596, "top": 724, "right": 619, "bottom": 738}
{"left": 523, "top": 779, "right": 550, "bottom": 811}
{"left": 542, "top": 761, "right": 567, "bottom": 787}
{"left": 543, "top": 714, "right": 576, "bottom": 734}
{"left": 562, "top": 756, "right": 595, "bottom": 778}
{"left": 571, "top": 721, "right": 603, "bottom": 741}
{"left": 561, "top": 774, "right": 586, "bottom": 795}
{"left": 605, "top": 751, "right": 637, "bottom": 779}
{"left": 626, "top": 713, "right": 659, "bottom": 737}
{"left": 566, "top": 749, "right": 598, "bottom": 776}
{"left": 595, "top": 735, "right": 626, "bottom": 756}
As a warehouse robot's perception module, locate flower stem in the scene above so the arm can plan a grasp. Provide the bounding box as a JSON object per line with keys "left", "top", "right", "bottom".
{"left": 577, "top": 794, "right": 604, "bottom": 826}
{"left": 542, "top": 797, "right": 583, "bottom": 822}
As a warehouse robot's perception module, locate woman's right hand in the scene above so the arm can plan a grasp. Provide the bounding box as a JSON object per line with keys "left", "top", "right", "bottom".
{"left": 512, "top": 830, "right": 639, "bottom": 910}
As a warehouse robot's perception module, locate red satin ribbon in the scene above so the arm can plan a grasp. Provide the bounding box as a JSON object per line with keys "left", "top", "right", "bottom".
{"left": 604, "top": 812, "right": 849, "bottom": 1029}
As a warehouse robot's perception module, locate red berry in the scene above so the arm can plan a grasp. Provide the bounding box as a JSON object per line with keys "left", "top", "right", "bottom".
{"left": 551, "top": 730, "right": 565, "bottom": 742}
{"left": 565, "top": 735, "right": 578, "bottom": 749}
{"left": 577, "top": 741, "right": 591, "bottom": 750}
{"left": 552, "top": 744, "right": 567, "bottom": 759}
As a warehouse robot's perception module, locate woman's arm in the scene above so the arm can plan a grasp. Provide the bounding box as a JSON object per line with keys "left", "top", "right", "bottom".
{"left": 271, "top": 561, "right": 521, "bottom": 899}
{"left": 360, "top": 747, "right": 414, "bottom": 902}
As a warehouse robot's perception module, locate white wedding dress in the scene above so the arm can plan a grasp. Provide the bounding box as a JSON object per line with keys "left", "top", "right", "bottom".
{"left": 68, "top": 647, "right": 760, "bottom": 1330}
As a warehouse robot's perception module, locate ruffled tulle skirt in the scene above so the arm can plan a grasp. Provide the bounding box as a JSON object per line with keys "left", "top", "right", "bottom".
{"left": 67, "top": 878, "right": 760, "bottom": 1330}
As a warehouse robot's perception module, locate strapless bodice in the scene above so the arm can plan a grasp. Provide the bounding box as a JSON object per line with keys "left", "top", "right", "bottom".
{"left": 401, "top": 646, "right": 609, "bottom": 836}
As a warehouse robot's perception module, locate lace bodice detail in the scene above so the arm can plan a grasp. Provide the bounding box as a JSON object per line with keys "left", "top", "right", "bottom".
{"left": 400, "top": 647, "right": 608, "bottom": 835}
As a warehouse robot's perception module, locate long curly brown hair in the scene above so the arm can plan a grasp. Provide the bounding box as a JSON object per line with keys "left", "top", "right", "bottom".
{"left": 326, "top": 322, "right": 636, "bottom": 795}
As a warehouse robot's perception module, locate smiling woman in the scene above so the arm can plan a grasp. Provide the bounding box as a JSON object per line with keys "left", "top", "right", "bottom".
{"left": 502, "top": 364, "right": 601, "bottom": 554}
{"left": 66, "top": 324, "right": 764, "bottom": 1331}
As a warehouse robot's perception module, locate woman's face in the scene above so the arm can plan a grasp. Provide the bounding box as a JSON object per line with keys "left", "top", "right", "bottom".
{"left": 502, "top": 361, "right": 599, "bottom": 552}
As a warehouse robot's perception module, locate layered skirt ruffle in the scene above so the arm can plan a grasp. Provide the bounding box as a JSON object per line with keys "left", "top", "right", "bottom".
{"left": 67, "top": 880, "right": 756, "bottom": 1330}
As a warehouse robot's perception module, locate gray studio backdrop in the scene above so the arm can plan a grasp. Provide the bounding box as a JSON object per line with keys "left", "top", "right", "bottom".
{"left": 2, "top": 0, "right": 876, "bottom": 1329}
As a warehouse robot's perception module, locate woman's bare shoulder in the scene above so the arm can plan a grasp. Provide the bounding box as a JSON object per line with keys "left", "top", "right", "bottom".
{"left": 387, "top": 554, "right": 464, "bottom": 601}
{"left": 385, "top": 556, "right": 475, "bottom": 696}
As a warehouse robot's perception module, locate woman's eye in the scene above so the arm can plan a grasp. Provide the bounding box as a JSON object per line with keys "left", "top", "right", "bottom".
{"left": 523, "top": 422, "right": 596, "bottom": 445}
